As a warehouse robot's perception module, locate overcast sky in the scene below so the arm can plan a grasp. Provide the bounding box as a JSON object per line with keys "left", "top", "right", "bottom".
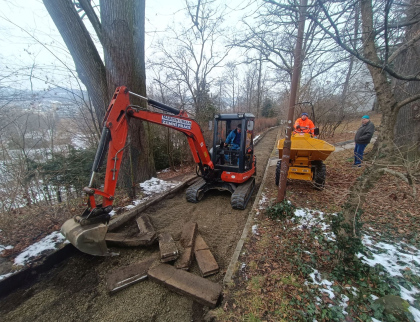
{"left": 0, "top": 0, "right": 250, "bottom": 91}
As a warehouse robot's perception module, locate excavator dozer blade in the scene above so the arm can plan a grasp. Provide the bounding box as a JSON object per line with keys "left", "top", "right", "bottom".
{"left": 61, "top": 218, "right": 109, "bottom": 256}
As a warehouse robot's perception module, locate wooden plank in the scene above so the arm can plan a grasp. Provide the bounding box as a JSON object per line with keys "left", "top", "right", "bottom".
{"left": 148, "top": 263, "right": 222, "bottom": 308}
{"left": 195, "top": 250, "right": 219, "bottom": 277}
{"left": 105, "top": 232, "right": 157, "bottom": 247}
{"left": 194, "top": 234, "right": 219, "bottom": 277}
{"left": 175, "top": 222, "right": 198, "bottom": 270}
{"left": 106, "top": 257, "right": 155, "bottom": 294}
{"left": 158, "top": 232, "right": 179, "bottom": 262}
{"left": 179, "top": 222, "right": 198, "bottom": 248}
{"left": 175, "top": 247, "right": 194, "bottom": 270}
{"left": 194, "top": 234, "right": 209, "bottom": 251}
{"left": 136, "top": 215, "right": 156, "bottom": 236}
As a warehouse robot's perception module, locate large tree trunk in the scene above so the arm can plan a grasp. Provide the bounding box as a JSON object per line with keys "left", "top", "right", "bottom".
{"left": 43, "top": 0, "right": 155, "bottom": 194}
{"left": 360, "top": 0, "right": 399, "bottom": 161}
{"left": 101, "top": 0, "right": 155, "bottom": 191}
{"left": 42, "top": 0, "right": 109, "bottom": 125}
{"left": 336, "top": 0, "right": 402, "bottom": 259}
{"left": 393, "top": 0, "right": 420, "bottom": 159}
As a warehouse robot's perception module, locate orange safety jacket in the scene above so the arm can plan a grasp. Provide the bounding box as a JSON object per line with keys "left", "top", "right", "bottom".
{"left": 294, "top": 117, "right": 315, "bottom": 135}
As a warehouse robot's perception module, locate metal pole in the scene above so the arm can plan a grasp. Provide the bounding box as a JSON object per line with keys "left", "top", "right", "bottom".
{"left": 277, "top": 0, "right": 308, "bottom": 202}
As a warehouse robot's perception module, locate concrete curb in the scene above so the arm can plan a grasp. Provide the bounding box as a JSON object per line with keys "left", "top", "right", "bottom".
{"left": 223, "top": 127, "right": 280, "bottom": 285}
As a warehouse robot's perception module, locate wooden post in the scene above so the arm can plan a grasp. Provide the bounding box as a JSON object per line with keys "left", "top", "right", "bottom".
{"left": 277, "top": 0, "right": 308, "bottom": 202}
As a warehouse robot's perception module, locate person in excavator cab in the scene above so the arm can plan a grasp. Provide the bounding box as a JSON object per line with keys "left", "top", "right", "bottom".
{"left": 294, "top": 112, "right": 316, "bottom": 136}
{"left": 224, "top": 124, "right": 242, "bottom": 164}
{"left": 225, "top": 124, "right": 242, "bottom": 149}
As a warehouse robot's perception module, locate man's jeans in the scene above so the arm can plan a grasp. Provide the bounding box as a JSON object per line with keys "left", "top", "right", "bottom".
{"left": 354, "top": 143, "right": 367, "bottom": 165}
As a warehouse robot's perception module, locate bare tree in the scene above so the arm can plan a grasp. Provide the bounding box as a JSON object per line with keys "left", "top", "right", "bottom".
{"left": 42, "top": 0, "right": 155, "bottom": 190}
{"left": 152, "top": 0, "right": 230, "bottom": 121}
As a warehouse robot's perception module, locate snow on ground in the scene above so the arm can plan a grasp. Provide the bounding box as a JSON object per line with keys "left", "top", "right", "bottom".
{"left": 0, "top": 272, "right": 13, "bottom": 281}
{"left": 71, "top": 135, "right": 88, "bottom": 149}
{"left": 308, "top": 269, "right": 349, "bottom": 315}
{"left": 14, "top": 231, "right": 67, "bottom": 266}
{"left": 124, "top": 177, "right": 180, "bottom": 210}
{"left": 258, "top": 193, "right": 268, "bottom": 209}
{"left": 0, "top": 245, "right": 13, "bottom": 253}
{"left": 359, "top": 235, "right": 420, "bottom": 320}
{"left": 293, "top": 208, "right": 336, "bottom": 241}
{"left": 297, "top": 208, "right": 420, "bottom": 319}
{"left": 157, "top": 168, "right": 171, "bottom": 174}
{"left": 252, "top": 225, "right": 259, "bottom": 235}
{"left": 140, "top": 177, "right": 178, "bottom": 194}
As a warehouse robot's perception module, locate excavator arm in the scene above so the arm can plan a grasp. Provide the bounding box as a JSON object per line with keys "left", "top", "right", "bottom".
{"left": 62, "top": 86, "right": 214, "bottom": 255}
{"left": 87, "top": 86, "right": 213, "bottom": 210}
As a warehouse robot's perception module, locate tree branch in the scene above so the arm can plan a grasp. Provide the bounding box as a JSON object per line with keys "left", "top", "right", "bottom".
{"left": 77, "top": 0, "right": 104, "bottom": 45}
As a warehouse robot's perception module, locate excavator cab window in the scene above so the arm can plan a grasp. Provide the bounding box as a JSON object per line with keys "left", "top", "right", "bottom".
{"left": 211, "top": 116, "right": 254, "bottom": 172}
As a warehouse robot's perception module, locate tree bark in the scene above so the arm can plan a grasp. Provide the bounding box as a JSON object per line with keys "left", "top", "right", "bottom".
{"left": 360, "top": 0, "right": 399, "bottom": 161}
{"left": 101, "top": 0, "right": 155, "bottom": 191}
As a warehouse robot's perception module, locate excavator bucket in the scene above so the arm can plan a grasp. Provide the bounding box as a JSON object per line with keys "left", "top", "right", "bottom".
{"left": 61, "top": 218, "right": 109, "bottom": 256}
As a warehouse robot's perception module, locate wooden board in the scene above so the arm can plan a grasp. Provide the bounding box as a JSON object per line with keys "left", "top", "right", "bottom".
{"left": 158, "top": 232, "right": 179, "bottom": 262}
{"left": 106, "top": 257, "right": 155, "bottom": 294}
{"left": 194, "top": 234, "right": 219, "bottom": 277}
{"left": 148, "top": 263, "right": 221, "bottom": 308}
{"left": 105, "top": 232, "right": 156, "bottom": 247}
{"left": 175, "top": 222, "right": 198, "bottom": 270}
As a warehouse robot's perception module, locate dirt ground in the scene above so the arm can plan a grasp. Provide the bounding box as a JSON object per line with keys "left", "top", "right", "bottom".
{"left": 0, "top": 127, "right": 280, "bottom": 322}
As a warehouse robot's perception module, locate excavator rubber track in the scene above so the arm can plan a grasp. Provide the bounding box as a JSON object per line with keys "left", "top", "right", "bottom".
{"left": 230, "top": 177, "right": 255, "bottom": 210}
{"left": 186, "top": 178, "right": 235, "bottom": 203}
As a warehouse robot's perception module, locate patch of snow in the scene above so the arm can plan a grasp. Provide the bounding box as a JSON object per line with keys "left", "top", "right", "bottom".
{"left": 409, "top": 306, "right": 420, "bottom": 321}
{"left": 293, "top": 208, "right": 336, "bottom": 241}
{"left": 157, "top": 168, "right": 171, "bottom": 174}
{"left": 359, "top": 235, "right": 420, "bottom": 317}
{"left": 71, "top": 135, "right": 88, "bottom": 149}
{"left": 307, "top": 268, "right": 349, "bottom": 316}
{"left": 0, "top": 273, "right": 13, "bottom": 281}
{"left": 139, "top": 177, "right": 179, "bottom": 195}
{"left": 358, "top": 236, "right": 420, "bottom": 277}
{"left": 252, "top": 225, "right": 258, "bottom": 235}
{"left": 14, "top": 231, "right": 66, "bottom": 266}
{"left": 258, "top": 193, "right": 268, "bottom": 209}
{"left": 0, "top": 245, "right": 13, "bottom": 254}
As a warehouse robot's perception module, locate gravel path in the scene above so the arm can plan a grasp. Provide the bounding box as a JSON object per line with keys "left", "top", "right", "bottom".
{"left": 0, "top": 127, "right": 279, "bottom": 322}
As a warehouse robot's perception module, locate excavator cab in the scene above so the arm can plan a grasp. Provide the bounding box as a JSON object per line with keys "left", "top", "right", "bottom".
{"left": 211, "top": 114, "right": 255, "bottom": 173}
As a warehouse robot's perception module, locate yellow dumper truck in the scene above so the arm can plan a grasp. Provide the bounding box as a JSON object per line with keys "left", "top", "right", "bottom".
{"left": 276, "top": 133, "right": 335, "bottom": 189}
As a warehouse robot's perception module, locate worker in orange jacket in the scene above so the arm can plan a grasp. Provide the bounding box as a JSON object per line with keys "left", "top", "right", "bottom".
{"left": 294, "top": 112, "right": 315, "bottom": 135}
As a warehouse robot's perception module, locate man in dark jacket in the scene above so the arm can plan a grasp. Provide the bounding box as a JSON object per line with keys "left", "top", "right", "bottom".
{"left": 225, "top": 124, "right": 242, "bottom": 149}
{"left": 354, "top": 115, "right": 375, "bottom": 167}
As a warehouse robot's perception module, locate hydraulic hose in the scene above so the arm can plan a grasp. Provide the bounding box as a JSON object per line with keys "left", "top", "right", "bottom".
{"left": 92, "top": 127, "right": 111, "bottom": 173}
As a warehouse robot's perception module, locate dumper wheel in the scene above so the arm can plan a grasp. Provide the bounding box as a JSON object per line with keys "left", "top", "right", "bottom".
{"left": 275, "top": 160, "right": 281, "bottom": 186}
{"left": 313, "top": 161, "right": 326, "bottom": 190}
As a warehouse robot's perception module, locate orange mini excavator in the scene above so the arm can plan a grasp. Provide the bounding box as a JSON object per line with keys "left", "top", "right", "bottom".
{"left": 61, "top": 86, "right": 256, "bottom": 255}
